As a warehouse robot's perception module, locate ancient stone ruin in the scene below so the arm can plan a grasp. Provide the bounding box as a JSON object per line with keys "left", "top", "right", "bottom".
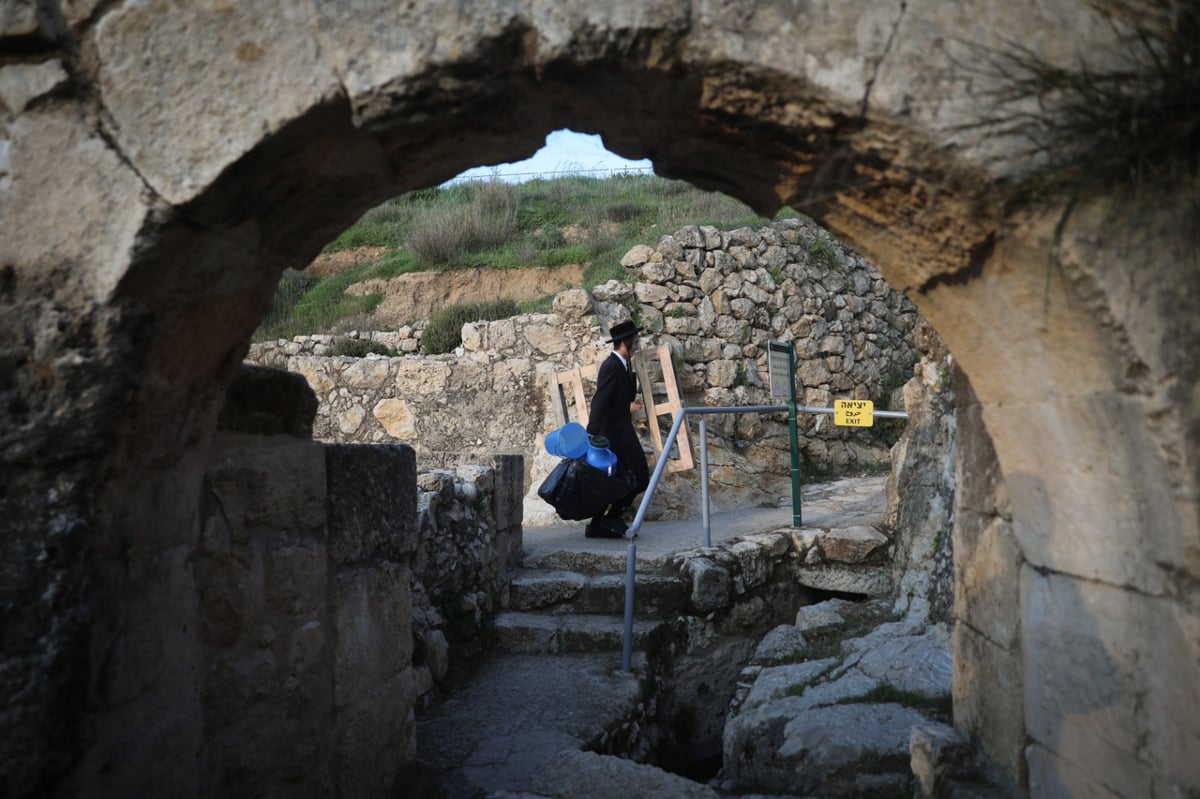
{"left": 2, "top": 2, "right": 1197, "bottom": 798}
{"left": 247, "top": 216, "right": 919, "bottom": 523}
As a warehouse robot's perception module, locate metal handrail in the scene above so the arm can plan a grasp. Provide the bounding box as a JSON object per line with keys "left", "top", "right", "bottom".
{"left": 620, "top": 402, "right": 908, "bottom": 672}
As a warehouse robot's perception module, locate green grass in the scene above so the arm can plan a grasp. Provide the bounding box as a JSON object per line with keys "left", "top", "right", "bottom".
{"left": 257, "top": 173, "right": 796, "bottom": 340}
{"left": 836, "top": 683, "right": 954, "bottom": 722}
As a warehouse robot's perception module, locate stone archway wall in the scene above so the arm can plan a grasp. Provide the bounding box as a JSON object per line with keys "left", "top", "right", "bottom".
{"left": 1, "top": 2, "right": 1196, "bottom": 797}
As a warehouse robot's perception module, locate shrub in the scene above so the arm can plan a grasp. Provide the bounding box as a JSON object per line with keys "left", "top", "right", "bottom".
{"left": 409, "top": 180, "right": 519, "bottom": 267}
{"left": 807, "top": 235, "right": 838, "bottom": 269}
{"left": 258, "top": 269, "right": 320, "bottom": 339}
{"left": 329, "top": 338, "right": 397, "bottom": 358}
{"left": 420, "top": 299, "right": 520, "bottom": 354}
{"left": 972, "top": 1, "right": 1200, "bottom": 203}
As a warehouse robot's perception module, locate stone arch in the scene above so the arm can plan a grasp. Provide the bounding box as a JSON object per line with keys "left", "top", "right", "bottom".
{"left": 1, "top": 2, "right": 1196, "bottom": 797}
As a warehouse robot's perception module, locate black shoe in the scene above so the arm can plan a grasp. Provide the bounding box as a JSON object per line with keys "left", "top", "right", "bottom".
{"left": 601, "top": 513, "right": 628, "bottom": 533}
{"left": 585, "top": 522, "right": 624, "bottom": 539}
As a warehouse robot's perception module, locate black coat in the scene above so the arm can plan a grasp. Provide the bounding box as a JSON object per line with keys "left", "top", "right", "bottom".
{"left": 587, "top": 352, "right": 650, "bottom": 500}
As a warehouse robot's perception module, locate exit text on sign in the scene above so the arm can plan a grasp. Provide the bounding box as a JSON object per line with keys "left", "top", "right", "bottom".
{"left": 834, "top": 399, "right": 874, "bottom": 427}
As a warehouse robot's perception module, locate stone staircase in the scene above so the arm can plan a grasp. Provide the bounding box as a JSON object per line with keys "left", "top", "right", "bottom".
{"left": 495, "top": 559, "right": 690, "bottom": 656}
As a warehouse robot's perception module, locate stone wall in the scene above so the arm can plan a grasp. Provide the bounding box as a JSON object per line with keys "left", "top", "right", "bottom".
{"left": 409, "top": 454, "right": 524, "bottom": 704}
{"left": 151, "top": 367, "right": 523, "bottom": 795}
{"left": 887, "top": 319, "right": 957, "bottom": 624}
{"left": 248, "top": 217, "right": 919, "bottom": 525}
{"left": 196, "top": 433, "right": 419, "bottom": 797}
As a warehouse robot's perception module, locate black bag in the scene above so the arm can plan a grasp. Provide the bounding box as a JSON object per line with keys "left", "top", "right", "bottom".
{"left": 537, "top": 458, "right": 633, "bottom": 521}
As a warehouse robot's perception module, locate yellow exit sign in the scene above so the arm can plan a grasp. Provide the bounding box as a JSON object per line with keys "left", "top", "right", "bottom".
{"left": 834, "top": 399, "right": 874, "bottom": 427}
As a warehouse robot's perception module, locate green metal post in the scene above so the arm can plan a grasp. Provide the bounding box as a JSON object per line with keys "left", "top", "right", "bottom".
{"left": 787, "top": 345, "right": 802, "bottom": 527}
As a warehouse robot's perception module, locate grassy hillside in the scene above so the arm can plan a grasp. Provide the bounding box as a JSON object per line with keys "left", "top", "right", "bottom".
{"left": 256, "top": 174, "right": 791, "bottom": 341}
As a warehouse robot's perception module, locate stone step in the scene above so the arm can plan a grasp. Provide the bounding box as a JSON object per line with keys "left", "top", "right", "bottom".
{"left": 494, "top": 611, "right": 668, "bottom": 655}
{"left": 506, "top": 569, "right": 689, "bottom": 617}
{"left": 521, "top": 547, "right": 677, "bottom": 577}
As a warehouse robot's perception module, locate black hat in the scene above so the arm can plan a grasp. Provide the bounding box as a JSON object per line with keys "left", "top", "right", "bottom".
{"left": 606, "top": 320, "right": 641, "bottom": 343}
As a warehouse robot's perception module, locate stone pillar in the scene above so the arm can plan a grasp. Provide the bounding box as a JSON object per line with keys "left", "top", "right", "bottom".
{"left": 325, "top": 443, "right": 419, "bottom": 797}
{"left": 951, "top": 376, "right": 1025, "bottom": 795}
{"left": 197, "top": 433, "right": 332, "bottom": 797}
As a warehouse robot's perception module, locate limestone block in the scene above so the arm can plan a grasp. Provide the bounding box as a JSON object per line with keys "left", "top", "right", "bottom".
{"left": 785, "top": 528, "right": 821, "bottom": 559}
{"left": 742, "top": 531, "right": 791, "bottom": 558}
{"left": 0, "top": 59, "right": 67, "bottom": 114}
{"left": 954, "top": 511, "right": 1021, "bottom": 649}
{"left": 96, "top": 1, "right": 341, "bottom": 203}
{"left": 698, "top": 268, "right": 723, "bottom": 294}
{"left": 664, "top": 315, "right": 700, "bottom": 336}
{"left": 909, "top": 723, "right": 973, "bottom": 799}
{"left": 335, "top": 404, "right": 365, "bottom": 435}
{"left": 342, "top": 357, "right": 390, "bottom": 389}
{"left": 620, "top": 244, "right": 655, "bottom": 268}
{"left": 673, "top": 258, "right": 697, "bottom": 280}
{"left": 264, "top": 541, "right": 326, "bottom": 617}
{"left": 333, "top": 670, "right": 416, "bottom": 796}
{"left": 778, "top": 704, "right": 930, "bottom": 790}
{"left": 332, "top": 563, "right": 412, "bottom": 709}
{"left": 847, "top": 625, "right": 952, "bottom": 698}
{"left": 0, "top": 1, "right": 39, "bottom": 37}
{"left": 373, "top": 397, "right": 416, "bottom": 439}
{"left": 729, "top": 539, "right": 771, "bottom": 588}
{"left": 714, "top": 314, "right": 743, "bottom": 342}
{"left": 742, "top": 283, "right": 773, "bottom": 306}
{"left": 794, "top": 563, "right": 892, "bottom": 596}
{"left": 688, "top": 558, "right": 731, "bottom": 611}
{"left": 552, "top": 288, "right": 592, "bottom": 321}
{"left": 203, "top": 436, "right": 328, "bottom": 539}
{"left": 488, "top": 453, "right": 525, "bottom": 531}
{"left": 795, "top": 601, "right": 847, "bottom": 634}
{"left": 675, "top": 226, "right": 707, "bottom": 249}
{"left": 325, "top": 443, "right": 417, "bottom": 564}
{"left": 487, "top": 318, "right": 519, "bottom": 350}
{"left": 727, "top": 595, "right": 767, "bottom": 628}
{"left": 728, "top": 297, "right": 756, "bottom": 319}
{"left": 0, "top": 109, "right": 148, "bottom": 298}
{"left": 740, "top": 658, "right": 840, "bottom": 711}
{"left": 460, "top": 321, "right": 482, "bottom": 351}
{"left": 591, "top": 279, "right": 632, "bottom": 302}
{"left": 640, "top": 259, "right": 675, "bottom": 283}
{"left": 395, "top": 358, "right": 449, "bottom": 393}
{"left": 507, "top": 571, "right": 586, "bottom": 610}
{"left": 290, "top": 356, "right": 337, "bottom": 396}
{"left": 524, "top": 323, "right": 569, "bottom": 355}
{"left": 423, "top": 629, "right": 450, "bottom": 682}
{"left": 750, "top": 624, "right": 809, "bottom": 666}
{"left": 633, "top": 281, "right": 670, "bottom": 304}
{"left": 953, "top": 623, "right": 1025, "bottom": 795}
{"left": 706, "top": 359, "right": 739, "bottom": 388}
{"left": 993, "top": 394, "right": 1177, "bottom": 595}
{"left": 204, "top": 649, "right": 280, "bottom": 728}
{"left": 818, "top": 525, "right": 888, "bottom": 563}
{"left": 639, "top": 304, "right": 663, "bottom": 334}
{"left": 1022, "top": 565, "right": 1199, "bottom": 795}
{"left": 797, "top": 358, "right": 831, "bottom": 386}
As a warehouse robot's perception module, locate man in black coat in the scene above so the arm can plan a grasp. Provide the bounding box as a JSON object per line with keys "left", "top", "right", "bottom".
{"left": 585, "top": 320, "right": 651, "bottom": 538}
